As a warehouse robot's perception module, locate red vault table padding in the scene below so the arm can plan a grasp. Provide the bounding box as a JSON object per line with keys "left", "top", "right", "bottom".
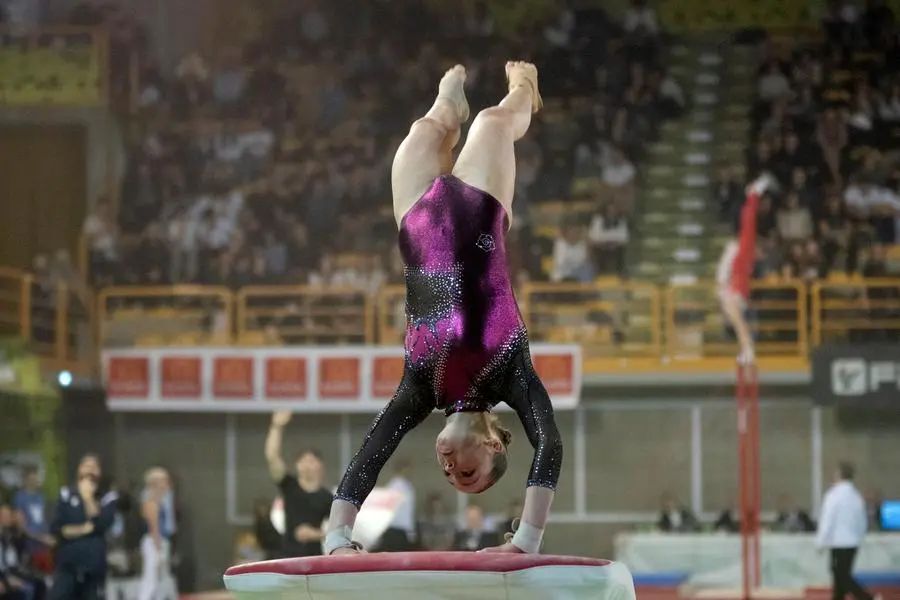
{"left": 226, "top": 552, "right": 612, "bottom": 577}
{"left": 224, "top": 552, "right": 635, "bottom": 600}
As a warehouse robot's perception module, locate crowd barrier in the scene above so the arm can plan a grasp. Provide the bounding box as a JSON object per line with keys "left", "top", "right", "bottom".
{"left": 4, "top": 269, "right": 898, "bottom": 374}
{"left": 654, "top": 0, "right": 854, "bottom": 33}
{"left": 0, "top": 267, "right": 93, "bottom": 372}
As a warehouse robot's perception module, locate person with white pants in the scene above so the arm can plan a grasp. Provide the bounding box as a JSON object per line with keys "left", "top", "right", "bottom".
{"left": 138, "top": 468, "right": 178, "bottom": 600}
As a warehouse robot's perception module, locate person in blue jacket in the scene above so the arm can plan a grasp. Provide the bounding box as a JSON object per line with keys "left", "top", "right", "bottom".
{"left": 47, "top": 455, "right": 117, "bottom": 600}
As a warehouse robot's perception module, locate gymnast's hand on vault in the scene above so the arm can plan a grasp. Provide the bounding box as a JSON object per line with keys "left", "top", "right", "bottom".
{"left": 477, "top": 542, "right": 525, "bottom": 554}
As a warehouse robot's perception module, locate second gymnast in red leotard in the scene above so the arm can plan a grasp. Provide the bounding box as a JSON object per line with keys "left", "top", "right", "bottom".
{"left": 716, "top": 173, "right": 777, "bottom": 364}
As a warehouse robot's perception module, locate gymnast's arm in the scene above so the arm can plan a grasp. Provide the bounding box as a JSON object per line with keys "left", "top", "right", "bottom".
{"left": 325, "top": 373, "right": 433, "bottom": 552}
{"left": 504, "top": 348, "right": 564, "bottom": 550}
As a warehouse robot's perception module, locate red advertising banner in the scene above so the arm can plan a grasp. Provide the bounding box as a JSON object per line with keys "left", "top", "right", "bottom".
{"left": 102, "top": 345, "right": 581, "bottom": 413}
{"left": 160, "top": 356, "right": 202, "bottom": 398}
{"left": 318, "top": 357, "right": 361, "bottom": 399}
{"left": 533, "top": 353, "right": 576, "bottom": 396}
{"left": 213, "top": 356, "right": 254, "bottom": 399}
{"left": 106, "top": 356, "right": 149, "bottom": 398}
{"left": 372, "top": 356, "right": 404, "bottom": 398}
{"left": 265, "top": 357, "right": 307, "bottom": 399}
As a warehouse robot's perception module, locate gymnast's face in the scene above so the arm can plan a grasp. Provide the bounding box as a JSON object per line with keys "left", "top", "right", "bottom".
{"left": 435, "top": 430, "right": 501, "bottom": 494}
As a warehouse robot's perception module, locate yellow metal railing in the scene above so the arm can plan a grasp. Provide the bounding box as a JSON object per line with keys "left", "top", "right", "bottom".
{"left": 376, "top": 285, "right": 407, "bottom": 345}
{"left": 0, "top": 267, "right": 93, "bottom": 369}
{"left": 8, "top": 276, "right": 900, "bottom": 372}
{"left": 656, "top": 0, "right": 828, "bottom": 33}
{"left": 237, "top": 286, "right": 374, "bottom": 345}
{"left": 811, "top": 278, "right": 900, "bottom": 345}
{"left": 665, "top": 281, "right": 807, "bottom": 359}
{"left": 97, "top": 286, "right": 233, "bottom": 348}
{"left": 520, "top": 281, "right": 662, "bottom": 359}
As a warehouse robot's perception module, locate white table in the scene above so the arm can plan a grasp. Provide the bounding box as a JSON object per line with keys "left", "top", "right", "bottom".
{"left": 614, "top": 532, "right": 900, "bottom": 589}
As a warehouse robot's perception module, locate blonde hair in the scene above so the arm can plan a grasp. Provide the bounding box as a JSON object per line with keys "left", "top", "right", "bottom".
{"left": 144, "top": 467, "right": 168, "bottom": 487}
{"left": 486, "top": 413, "right": 512, "bottom": 448}
{"left": 485, "top": 413, "right": 512, "bottom": 486}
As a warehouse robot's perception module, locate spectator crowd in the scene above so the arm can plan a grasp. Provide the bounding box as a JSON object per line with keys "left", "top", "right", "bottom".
{"left": 80, "top": 0, "right": 680, "bottom": 292}
{"left": 0, "top": 459, "right": 180, "bottom": 600}
{"left": 722, "top": 0, "right": 900, "bottom": 284}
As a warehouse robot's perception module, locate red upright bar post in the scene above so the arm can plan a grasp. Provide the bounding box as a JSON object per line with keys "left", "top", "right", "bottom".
{"left": 737, "top": 364, "right": 752, "bottom": 600}
{"left": 748, "top": 364, "right": 761, "bottom": 588}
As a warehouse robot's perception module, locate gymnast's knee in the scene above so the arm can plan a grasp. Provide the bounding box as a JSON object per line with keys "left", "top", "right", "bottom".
{"left": 408, "top": 116, "right": 452, "bottom": 138}
{"left": 470, "top": 107, "right": 513, "bottom": 132}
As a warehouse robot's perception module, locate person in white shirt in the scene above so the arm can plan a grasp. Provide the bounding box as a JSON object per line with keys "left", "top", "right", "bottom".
{"left": 82, "top": 204, "right": 119, "bottom": 282}
{"left": 623, "top": 0, "right": 659, "bottom": 34}
{"left": 816, "top": 462, "right": 880, "bottom": 600}
{"left": 758, "top": 65, "right": 791, "bottom": 102}
{"left": 843, "top": 181, "right": 900, "bottom": 217}
{"left": 551, "top": 223, "right": 593, "bottom": 282}
{"left": 602, "top": 150, "right": 637, "bottom": 213}
{"left": 588, "top": 204, "right": 629, "bottom": 275}
{"left": 377, "top": 461, "right": 417, "bottom": 552}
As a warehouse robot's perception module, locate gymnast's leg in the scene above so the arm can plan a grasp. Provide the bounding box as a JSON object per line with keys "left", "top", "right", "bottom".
{"left": 721, "top": 290, "right": 755, "bottom": 363}
{"left": 451, "top": 61, "right": 542, "bottom": 207}
{"left": 391, "top": 65, "right": 470, "bottom": 224}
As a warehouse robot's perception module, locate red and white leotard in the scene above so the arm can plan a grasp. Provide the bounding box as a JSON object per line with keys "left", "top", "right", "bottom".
{"left": 716, "top": 190, "right": 761, "bottom": 302}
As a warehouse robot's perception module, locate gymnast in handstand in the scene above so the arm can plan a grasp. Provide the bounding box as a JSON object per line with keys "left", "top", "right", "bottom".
{"left": 324, "top": 62, "right": 561, "bottom": 556}
{"left": 716, "top": 173, "right": 777, "bottom": 365}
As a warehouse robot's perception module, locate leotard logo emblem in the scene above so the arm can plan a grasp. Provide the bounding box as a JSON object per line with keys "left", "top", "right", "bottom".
{"left": 476, "top": 233, "right": 495, "bottom": 252}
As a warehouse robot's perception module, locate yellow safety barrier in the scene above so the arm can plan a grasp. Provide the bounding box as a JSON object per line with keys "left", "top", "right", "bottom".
{"left": 237, "top": 286, "right": 374, "bottom": 345}
{"left": 97, "top": 286, "right": 233, "bottom": 348}
{"left": 656, "top": 0, "right": 836, "bottom": 33}
{"left": 520, "top": 281, "right": 662, "bottom": 360}
{"left": 666, "top": 281, "right": 807, "bottom": 359}
{"left": 376, "top": 285, "right": 407, "bottom": 345}
{"left": 9, "top": 275, "right": 900, "bottom": 375}
{"left": 0, "top": 267, "right": 93, "bottom": 371}
{"left": 811, "top": 279, "right": 900, "bottom": 345}
{"left": 0, "top": 27, "right": 108, "bottom": 106}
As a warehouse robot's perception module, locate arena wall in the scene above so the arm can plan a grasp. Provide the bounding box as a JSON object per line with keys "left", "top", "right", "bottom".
{"left": 94, "top": 386, "right": 900, "bottom": 591}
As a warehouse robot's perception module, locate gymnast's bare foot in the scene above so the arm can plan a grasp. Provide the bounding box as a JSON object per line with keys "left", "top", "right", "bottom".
{"left": 438, "top": 65, "right": 469, "bottom": 154}
{"left": 438, "top": 64, "right": 470, "bottom": 124}
{"left": 505, "top": 61, "right": 543, "bottom": 113}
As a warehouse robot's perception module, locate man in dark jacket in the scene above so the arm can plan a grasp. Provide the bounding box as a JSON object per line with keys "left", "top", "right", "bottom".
{"left": 47, "top": 455, "right": 117, "bottom": 600}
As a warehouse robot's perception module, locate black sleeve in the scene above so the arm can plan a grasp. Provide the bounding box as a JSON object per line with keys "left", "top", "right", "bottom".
{"left": 657, "top": 512, "right": 671, "bottom": 532}
{"left": 773, "top": 512, "right": 786, "bottom": 530}
{"left": 91, "top": 491, "right": 119, "bottom": 535}
{"left": 451, "top": 531, "right": 464, "bottom": 551}
{"left": 49, "top": 490, "right": 68, "bottom": 539}
{"left": 334, "top": 367, "right": 433, "bottom": 508}
{"left": 502, "top": 345, "right": 564, "bottom": 491}
{"left": 800, "top": 510, "right": 816, "bottom": 532}
{"left": 713, "top": 511, "right": 729, "bottom": 531}
{"left": 277, "top": 473, "right": 298, "bottom": 494}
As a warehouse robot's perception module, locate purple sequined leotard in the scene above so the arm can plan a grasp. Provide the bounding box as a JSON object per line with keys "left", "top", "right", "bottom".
{"left": 335, "top": 175, "right": 563, "bottom": 508}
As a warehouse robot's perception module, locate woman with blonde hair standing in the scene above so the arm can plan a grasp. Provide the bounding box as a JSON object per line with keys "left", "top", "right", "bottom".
{"left": 137, "top": 468, "right": 178, "bottom": 600}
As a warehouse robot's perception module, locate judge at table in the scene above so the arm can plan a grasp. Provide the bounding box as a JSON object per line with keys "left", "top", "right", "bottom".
{"left": 774, "top": 493, "right": 816, "bottom": 533}
{"left": 657, "top": 492, "right": 699, "bottom": 533}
